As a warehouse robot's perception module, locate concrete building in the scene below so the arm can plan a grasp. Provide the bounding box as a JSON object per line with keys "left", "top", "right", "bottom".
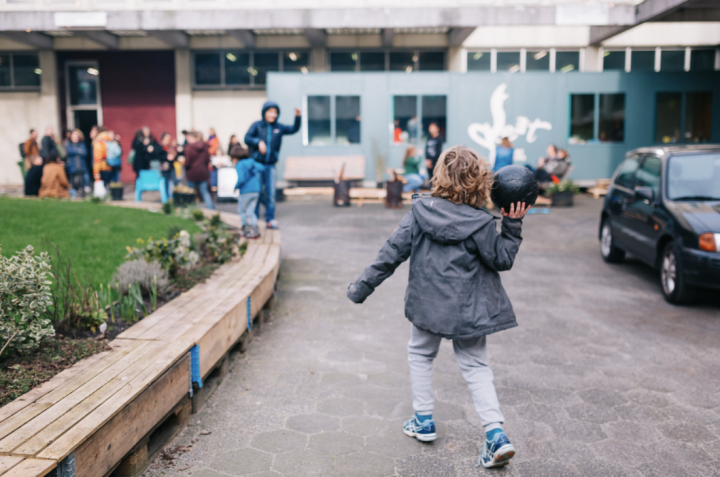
{"left": 1, "top": 0, "right": 718, "bottom": 185}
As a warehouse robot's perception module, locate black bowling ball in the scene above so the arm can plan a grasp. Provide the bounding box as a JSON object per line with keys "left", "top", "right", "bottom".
{"left": 490, "top": 165, "right": 539, "bottom": 212}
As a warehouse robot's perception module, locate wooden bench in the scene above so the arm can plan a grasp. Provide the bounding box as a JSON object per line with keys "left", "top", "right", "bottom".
{"left": 283, "top": 155, "right": 365, "bottom": 184}
{"left": 0, "top": 207, "right": 281, "bottom": 477}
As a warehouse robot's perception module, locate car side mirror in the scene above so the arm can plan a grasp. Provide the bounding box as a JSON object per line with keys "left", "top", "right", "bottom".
{"left": 634, "top": 186, "right": 654, "bottom": 203}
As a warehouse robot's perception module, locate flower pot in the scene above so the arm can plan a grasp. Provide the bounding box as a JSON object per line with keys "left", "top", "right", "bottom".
{"left": 551, "top": 191, "right": 574, "bottom": 207}
{"left": 386, "top": 180, "right": 404, "bottom": 208}
{"left": 110, "top": 187, "right": 124, "bottom": 201}
{"left": 173, "top": 192, "right": 196, "bottom": 207}
{"left": 333, "top": 180, "right": 351, "bottom": 207}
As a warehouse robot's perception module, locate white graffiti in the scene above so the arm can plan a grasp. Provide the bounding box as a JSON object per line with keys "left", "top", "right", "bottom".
{"left": 467, "top": 83, "right": 552, "bottom": 167}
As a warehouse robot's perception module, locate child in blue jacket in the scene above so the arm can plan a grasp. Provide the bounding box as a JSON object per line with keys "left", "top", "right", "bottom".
{"left": 234, "top": 159, "right": 265, "bottom": 239}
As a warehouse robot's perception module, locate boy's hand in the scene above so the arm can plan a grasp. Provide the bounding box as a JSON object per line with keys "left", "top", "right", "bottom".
{"left": 501, "top": 201, "right": 530, "bottom": 219}
{"left": 294, "top": 107, "right": 301, "bottom": 117}
{"left": 258, "top": 141, "right": 267, "bottom": 154}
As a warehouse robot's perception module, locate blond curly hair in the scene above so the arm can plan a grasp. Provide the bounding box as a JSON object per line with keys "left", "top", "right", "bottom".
{"left": 431, "top": 145, "right": 491, "bottom": 208}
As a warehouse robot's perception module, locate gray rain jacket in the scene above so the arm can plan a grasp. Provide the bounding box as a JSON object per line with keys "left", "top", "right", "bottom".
{"left": 347, "top": 195, "right": 523, "bottom": 339}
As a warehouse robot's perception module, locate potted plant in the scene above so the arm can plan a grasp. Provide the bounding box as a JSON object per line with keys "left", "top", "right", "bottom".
{"left": 109, "top": 182, "right": 124, "bottom": 201}
{"left": 173, "top": 184, "right": 196, "bottom": 207}
{"left": 546, "top": 179, "right": 579, "bottom": 207}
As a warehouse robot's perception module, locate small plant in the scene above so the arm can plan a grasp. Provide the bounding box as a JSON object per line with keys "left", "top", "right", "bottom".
{"left": 546, "top": 179, "right": 579, "bottom": 196}
{"left": 128, "top": 283, "right": 148, "bottom": 317}
{"left": 90, "top": 195, "right": 103, "bottom": 204}
{"left": 97, "top": 283, "right": 115, "bottom": 323}
{"left": 197, "top": 215, "right": 239, "bottom": 265}
{"left": 109, "top": 182, "right": 124, "bottom": 189}
{"left": 150, "top": 276, "right": 158, "bottom": 312}
{"left": 191, "top": 208, "right": 205, "bottom": 222}
{"left": 124, "top": 231, "right": 198, "bottom": 277}
{"left": 112, "top": 259, "right": 169, "bottom": 295}
{"left": 173, "top": 184, "right": 195, "bottom": 194}
{"left": 0, "top": 246, "right": 55, "bottom": 358}
{"left": 162, "top": 200, "right": 174, "bottom": 216}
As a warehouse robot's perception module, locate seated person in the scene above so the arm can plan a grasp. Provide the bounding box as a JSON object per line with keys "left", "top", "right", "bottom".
{"left": 24, "top": 156, "right": 44, "bottom": 196}
{"left": 39, "top": 152, "right": 70, "bottom": 199}
{"left": 494, "top": 137, "right": 514, "bottom": 172}
{"left": 402, "top": 145, "right": 427, "bottom": 193}
{"left": 529, "top": 145, "right": 570, "bottom": 183}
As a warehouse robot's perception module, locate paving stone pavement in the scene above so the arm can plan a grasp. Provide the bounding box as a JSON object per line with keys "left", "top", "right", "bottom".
{"left": 145, "top": 196, "right": 720, "bottom": 477}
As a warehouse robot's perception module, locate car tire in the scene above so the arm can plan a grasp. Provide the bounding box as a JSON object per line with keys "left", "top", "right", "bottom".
{"left": 660, "top": 241, "right": 695, "bottom": 305}
{"left": 600, "top": 219, "right": 625, "bottom": 263}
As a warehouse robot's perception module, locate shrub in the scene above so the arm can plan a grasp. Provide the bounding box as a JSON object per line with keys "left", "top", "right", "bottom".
{"left": 197, "top": 214, "right": 239, "bottom": 265}
{"left": 125, "top": 230, "right": 199, "bottom": 277}
{"left": 113, "top": 259, "right": 169, "bottom": 295}
{"left": 162, "top": 200, "right": 174, "bottom": 216}
{"left": 546, "top": 179, "right": 580, "bottom": 196}
{"left": 0, "top": 245, "right": 55, "bottom": 357}
{"left": 191, "top": 208, "right": 205, "bottom": 222}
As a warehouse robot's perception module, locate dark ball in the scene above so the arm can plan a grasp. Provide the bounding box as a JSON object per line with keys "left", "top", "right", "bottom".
{"left": 490, "top": 165, "right": 539, "bottom": 212}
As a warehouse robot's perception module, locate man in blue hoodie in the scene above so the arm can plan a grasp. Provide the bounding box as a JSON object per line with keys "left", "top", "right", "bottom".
{"left": 244, "top": 101, "right": 301, "bottom": 229}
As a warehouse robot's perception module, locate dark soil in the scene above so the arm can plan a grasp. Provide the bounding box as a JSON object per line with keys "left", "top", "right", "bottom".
{"left": 0, "top": 337, "right": 111, "bottom": 407}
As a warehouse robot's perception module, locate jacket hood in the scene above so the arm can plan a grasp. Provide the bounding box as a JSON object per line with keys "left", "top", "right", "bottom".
{"left": 186, "top": 141, "right": 208, "bottom": 153}
{"left": 262, "top": 101, "right": 280, "bottom": 123}
{"left": 413, "top": 196, "right": 494, "bottom": 244}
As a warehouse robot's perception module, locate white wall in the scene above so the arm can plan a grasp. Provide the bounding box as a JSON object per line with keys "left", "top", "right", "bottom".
{"left": 603, "top": 22, "right": 720, "bottom": 47}
{"left": 190, "top": 90, "right": 267, "bottom": 151}
{"left": 0, "top": 50, "right": 59, "bottom": 186}
{"left": 463, "top": 26, "right": 591, "bottom": 48}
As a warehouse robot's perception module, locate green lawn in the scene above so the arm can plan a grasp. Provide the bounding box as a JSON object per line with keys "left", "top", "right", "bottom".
{"left": 0, "top": 198, "right": 201, "bottom": 287}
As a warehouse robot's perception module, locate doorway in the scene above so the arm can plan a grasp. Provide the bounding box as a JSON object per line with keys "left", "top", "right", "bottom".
{"left": 66, "top": 61, "right": 103, "bottom": 175}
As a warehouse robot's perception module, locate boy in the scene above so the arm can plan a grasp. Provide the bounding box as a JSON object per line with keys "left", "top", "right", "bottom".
{"left": 234, "top": 158, "right": 265, "bottom": 239}
{"left": 346, "top": 145, "right": 529, "bottom": 469}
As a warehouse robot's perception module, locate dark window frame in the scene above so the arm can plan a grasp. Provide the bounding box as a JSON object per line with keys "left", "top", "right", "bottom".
{"left": 191, "top": 49, "right": 310, "bottom": 90}
{"left": 654, "top": 91, "right": 713, "bottom": 145}
{"left": 303, "top": 94, "right": 362, "bottom": 146}
{"left": 391, "top": 93, "right": 447, "bottom": 145}
{"left": 0, "top": 52, "right": 41, "bottom": 91}
{"left": 327, "top": 49, "right": 446, "bottom": 72}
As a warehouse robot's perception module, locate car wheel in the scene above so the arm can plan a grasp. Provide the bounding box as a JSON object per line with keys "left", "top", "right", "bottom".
{"left": 660, "top": 242, "right": 695, "bottom": 305}
{"left": 600, "top": 219, "right": 625, "bottom": 263}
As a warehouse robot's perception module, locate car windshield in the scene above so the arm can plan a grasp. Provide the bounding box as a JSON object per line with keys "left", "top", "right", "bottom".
{"left": 667, "top": 153, "right": 720, "bottom": 201}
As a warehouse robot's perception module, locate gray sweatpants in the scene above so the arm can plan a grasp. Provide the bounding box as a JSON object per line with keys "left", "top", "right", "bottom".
{"left": 407, "top": 324, "right": 504, "bottom": 431}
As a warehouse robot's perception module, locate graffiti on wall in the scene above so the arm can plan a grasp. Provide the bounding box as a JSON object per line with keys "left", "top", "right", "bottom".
{"left": 467, "top": 83, "right": 552, "bottom": 166}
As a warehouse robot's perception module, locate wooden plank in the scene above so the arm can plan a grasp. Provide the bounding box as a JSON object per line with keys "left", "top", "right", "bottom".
{"left": 0, "top": 458, "right": 55, "bottom": 477}
{"left": 13, "top": 342, "right": 170, "bottom": 456}
{"left": 0, "top": 341, "right": 158, "bottom": 454}
{"left": 37, "top": 338, "right": 194, "bottom": 461}
{"left": 0, "top": 456, "right": 24, "bottom": 476}
{"left": 283, "top": 155, "right": 365, "bottom": 181}
{"left": 0, "top": 348, "right": 114, "bottom": 425}
{"left": 36, "top": 340, "right": 142, "bottom": 405}
{"left": 74, "top": 353, "right": 189, "bottom": 477}
{"left": 0, "top": 404, "right": 52, "bottom": 442}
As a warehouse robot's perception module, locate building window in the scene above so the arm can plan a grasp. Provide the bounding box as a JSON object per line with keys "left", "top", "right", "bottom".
{"left": 526, "top": 50, "right": 550, "bottom": 71}
{"left": 598, "top": 94, "right": 625, "bottom": 142}
{"left": 307, "top": 96, "right": 331, "bottom": 145}
{"left": 467, "top": 51, "right": 491, "bottom": 71}
{"left": 360, "top": 52, "right": 385, "bottom": 71}
{"left": 569, "top": 94, "right": 595, "bottom": 144}
{"left": 631, "top": 50, "right": 655, "bottom": 71}
{"left": 0, "top": 53, "right": 41, "bottom": 90}
{"left": 656, "top": 93, "right": 682, "bottom": 143}
{"left": 192, "top": 50, "right": 309, "bottom": 89}
{"left": 556, "top": 51, "right": 579, "bottom": 73}
{"left": 389, "top": 52, "right": 415, "bottom": 72}
{"left": 418, "top": 51, "right": 445, "bottom": 71}
{"left": 497, "top": 51, "right": 521, "bottom": 73}
{"left": 336, "top": 96, "right": 361, "bottom": 145}
{"left": 660, "top": 49, "right": 685, "bottom": 72}
{"left": 392, "top": 95, "right": 446, "bottom": 144}
{"left": 330, "top": 52, "right": 357, "bottom": 72}
{"left": 614, "top": 154, "right": 641, "bottom": 188}
{"left": 685, "top": 92, "right": 712, "bottom": 143}
{"left": 690, "top": 48, "right": 715, "bottom": 72}
{"left": 603, "top": 50, "right": 626, "bottom": 71}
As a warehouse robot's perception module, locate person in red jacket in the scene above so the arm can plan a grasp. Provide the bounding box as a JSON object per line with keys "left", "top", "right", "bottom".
{"left": 183, "top": 131, "right": 214, "bottom": 210}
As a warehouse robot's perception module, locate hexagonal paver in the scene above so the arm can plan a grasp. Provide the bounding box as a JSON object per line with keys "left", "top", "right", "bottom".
{"left": 550, "top": 419, "right": 607, "bottom": 444}
{"left": 273, "top": 449, "right": 334, "bottom": 476}
{"left": 603, "top": 420, "right": 662, "bottom": 443}
{"left": 309, "top": 431, "right": 364, "bottom": 455}
{"left": 395, "top": 454, "right": 456, "bottom": 476}
{"left": 565, "top": 403, "right": 619, "bottom": 424}
{"left": 365, "top": 399, "right": 414, "bottom": 419}
{"left": 287, "top": 413, "right": 340, "bottom": 434}
{"left": 341, "top": 416, "right": 389, "bottom": 436}
{"left": 434, "top": 401, "right": 465, "bottom": 421}
{"left": 317, "top": 397, "right": 364, "bottom": 417}
{"left": 367, "top": 372, "right": 410, "bottom": 388}
{"left": 321, "top": 373, "right": 363, "bottom": 387}
{"left": 332, "top": 451, "right": 395, "bottom": 477}
{"left": 365, "top": 429, "right": 422, "bottom": 458}
{"left": 325, "top": 350, "right": 363, "bottom": 362}
{"left": 210, "top": 448, "right": 272, "bottom": 475}
{"left": 577, "top": 388, "right": 627, "bottom": 407}
{"left": 658, "top": 422, "right": 717, "bottom": 443}
{"left": 251, "top": 429, "right": 308, "bottom": 454}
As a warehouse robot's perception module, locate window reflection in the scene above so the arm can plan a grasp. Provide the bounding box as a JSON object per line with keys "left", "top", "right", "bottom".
{"left": 393, "top": 96, "right": 418, "bottom": 143}
{"left": 336, "top": 96, "right": 361, "bottom": 144}
{"left": 307, "top": 96, "right": 331, "bottom": 145}
{"left": 467, "top": 51, "right": 491, "bottom": 71}
{"left": 569, "top": 94, "right": 594, "bottom": 143}
{"left": 599, "top": 94, "right": 625, "bottom": 143}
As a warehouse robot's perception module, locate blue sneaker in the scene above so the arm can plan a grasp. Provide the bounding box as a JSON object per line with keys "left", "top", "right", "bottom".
{"left": 402, "top": 415, "right": 437, "bottom": 442}
{"left": 478, "top": 432, "right": 515, "bottom": 468}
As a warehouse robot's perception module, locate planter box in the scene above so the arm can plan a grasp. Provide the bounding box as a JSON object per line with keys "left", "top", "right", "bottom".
{"left": 551, "top": 191, "right": 574, "bottom": 207}
{"left": 173, "top": 192, "right": 196, "bottom": 207}
{"left": 110, "top": 187, "right": 124, "bottom": 201}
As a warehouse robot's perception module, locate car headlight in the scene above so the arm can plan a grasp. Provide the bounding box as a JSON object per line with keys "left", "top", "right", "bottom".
{"left": 699, "top": 233, "right": 720, "bottom": 252}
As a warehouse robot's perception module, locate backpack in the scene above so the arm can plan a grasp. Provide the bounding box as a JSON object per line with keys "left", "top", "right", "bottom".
{"left": 106, "top": 141, "right": 122, "bottom": 167}
{"left": 19, "top": 142, "right": 26, "bottom": 158}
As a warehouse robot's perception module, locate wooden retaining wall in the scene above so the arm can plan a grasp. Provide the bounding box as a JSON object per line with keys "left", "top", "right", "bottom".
{"left": 0, "top": 211, "right": 281, "bottom": 477}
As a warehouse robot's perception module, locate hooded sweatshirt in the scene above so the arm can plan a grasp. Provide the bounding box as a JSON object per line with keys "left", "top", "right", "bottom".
{"left": 244, "top": 101, "right": 301, "bottom": 165}
{"left": 347, "top": 195, "right": 523, "bottom": 339}
{"left": 184, "top": 141, "right": 211, "bottom": 182}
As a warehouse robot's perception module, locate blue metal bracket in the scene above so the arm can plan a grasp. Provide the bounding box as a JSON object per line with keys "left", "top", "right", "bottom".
{"left": 190, "top": 345, "right": 202, "bottom": 389}
{"left": 247, "top": 296, "right": 252, "bottom": 331}
{"left": 53, "top": 452, "right": 76, "bottom": 477}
